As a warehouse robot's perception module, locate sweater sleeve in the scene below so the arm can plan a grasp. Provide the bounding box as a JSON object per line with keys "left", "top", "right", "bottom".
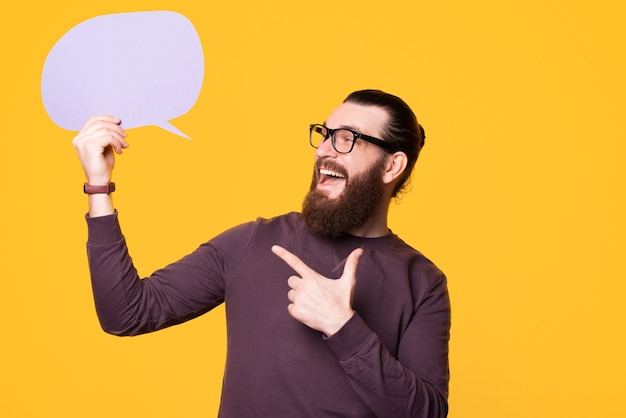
{"left": 85, "top": 212, "right": 244, "bottom": 336}
{"left": 325, "top": 273, "right": 450, "bottom": 418}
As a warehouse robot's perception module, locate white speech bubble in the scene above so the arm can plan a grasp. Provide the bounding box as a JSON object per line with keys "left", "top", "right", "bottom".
{"left": 41, "top": 11, "right": 204, "bottom": 139}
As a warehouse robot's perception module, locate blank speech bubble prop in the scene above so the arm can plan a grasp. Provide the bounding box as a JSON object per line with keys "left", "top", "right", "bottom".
{"left": 41, "top": 11, "right": 204, "bottom": 139}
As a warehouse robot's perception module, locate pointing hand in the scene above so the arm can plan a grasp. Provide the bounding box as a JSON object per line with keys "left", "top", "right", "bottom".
{"left": 272, "top": 245, "right": 363, "bottom": 336}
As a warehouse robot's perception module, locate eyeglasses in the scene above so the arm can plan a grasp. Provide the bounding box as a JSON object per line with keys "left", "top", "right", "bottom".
{"left": 309, "top": 124, "right": 397, "bottom": 154}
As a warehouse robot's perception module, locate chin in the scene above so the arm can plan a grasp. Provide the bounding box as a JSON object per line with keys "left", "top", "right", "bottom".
{"left": 316, "top": 185, "right": 345, "bottom": 200}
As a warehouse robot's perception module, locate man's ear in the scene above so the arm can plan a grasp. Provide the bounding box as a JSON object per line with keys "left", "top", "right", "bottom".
{"left": 382, "top": 151, "right": 408, "bottom": 185}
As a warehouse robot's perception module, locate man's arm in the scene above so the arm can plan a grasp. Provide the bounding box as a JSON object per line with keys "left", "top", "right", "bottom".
{"left": 272, "top": 245, "right": 450, "bottom": 418}
{"left": 85, "top": 213, "right": 228, "bottom": 335}
{"left": 326, "top": 275, "right": 450, "bottom": 418}
{"left": 74, "top": 116, "right": 227, "bottom": 335}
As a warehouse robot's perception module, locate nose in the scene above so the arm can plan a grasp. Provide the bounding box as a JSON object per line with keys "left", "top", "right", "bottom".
{"left": 315, "top": 135, "right": 338, "bottom": 159}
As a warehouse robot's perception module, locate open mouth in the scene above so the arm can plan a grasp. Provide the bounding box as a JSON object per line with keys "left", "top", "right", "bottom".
{"left": 316, "top": 166, "right": 347, "bottom": 197}
{"left": 319, "top": 168, "right": 345, "bottom": 183}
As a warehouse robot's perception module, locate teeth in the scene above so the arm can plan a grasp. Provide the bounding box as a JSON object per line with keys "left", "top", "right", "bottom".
{"left": 320, "top": 168, "right": 344, "bottom": 178}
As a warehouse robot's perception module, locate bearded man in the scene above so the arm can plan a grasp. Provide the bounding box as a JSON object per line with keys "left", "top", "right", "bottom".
{"left": 73, "top": 90, "right": 451, "bottom": 418}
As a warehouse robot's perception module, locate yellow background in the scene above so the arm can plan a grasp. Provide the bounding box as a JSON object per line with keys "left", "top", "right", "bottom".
{"left": 1, "top": 0, "right": 624, "bottom": 417}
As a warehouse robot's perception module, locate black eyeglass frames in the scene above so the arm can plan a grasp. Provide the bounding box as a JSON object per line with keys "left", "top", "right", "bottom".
{"left": 309, "top": 124, "right": 397, "bottom": 154}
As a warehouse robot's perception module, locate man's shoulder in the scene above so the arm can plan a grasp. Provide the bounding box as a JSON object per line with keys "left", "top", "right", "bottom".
{"left": 219, "top": 212, "right": 302, "bottom": 234}
{"left": 219, "top": 212, "right": 305, "bottom": 243}
{"left": 256, "top": 212, "right": 303, "bottom": 228}
{"left": 383, "top": 234, "right": 445, "bottom": 279}
{"left": 204, "top": 212, "right": 302, "bottom": 254}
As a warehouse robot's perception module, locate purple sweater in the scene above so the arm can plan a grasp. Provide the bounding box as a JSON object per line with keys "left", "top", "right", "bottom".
{"left": 86, "top": 212, "right": 450, "bottom": 417}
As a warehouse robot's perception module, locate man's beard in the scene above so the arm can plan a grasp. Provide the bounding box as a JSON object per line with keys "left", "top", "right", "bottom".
{"left": 302, "top": 157, "right": 386, "bottom": 239}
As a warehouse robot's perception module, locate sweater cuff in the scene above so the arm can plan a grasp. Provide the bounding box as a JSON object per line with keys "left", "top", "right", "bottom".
{"left": 324, "top": 313, "right": 374, "bottom": 361}
{"left": 85, "top": 211, "right": 123, "bottom": 246}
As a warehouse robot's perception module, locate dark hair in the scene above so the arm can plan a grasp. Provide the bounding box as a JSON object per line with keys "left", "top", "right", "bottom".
{"left": 344, "top": 89, "right": 425, "bottom": 197}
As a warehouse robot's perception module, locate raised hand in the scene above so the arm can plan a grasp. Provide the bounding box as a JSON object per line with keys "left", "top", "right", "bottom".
{"left": 271, "top": 245, "right": 363, "bottom": 337}
{"left": 72, "top": 115, "right": 128, "bottom": 186}
{"left": 72, "top": 115, "right": 128, "bottom": 217}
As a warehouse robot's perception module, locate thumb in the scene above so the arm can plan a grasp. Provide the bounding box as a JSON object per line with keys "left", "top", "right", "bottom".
{"left": 340, "top": 248, "right": 364, "bottom": 282}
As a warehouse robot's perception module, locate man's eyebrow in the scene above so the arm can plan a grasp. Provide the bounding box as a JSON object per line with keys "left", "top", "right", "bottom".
{"left": 341, "top": 124, "right": 361, "bottom": 132}
{"left": 323, "top": 121, "right": 363, "bottom": 133}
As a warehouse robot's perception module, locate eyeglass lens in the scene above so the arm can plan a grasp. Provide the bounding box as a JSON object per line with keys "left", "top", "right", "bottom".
{"left": 310, "top": 125, "right": 356, "bottom": 153}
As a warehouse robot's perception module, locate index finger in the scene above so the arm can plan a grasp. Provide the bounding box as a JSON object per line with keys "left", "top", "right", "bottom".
{"left": 80, "top": 115, "right": 122, "bottom": 132}
{"left": 271, "top": 245, "right": 314, "bottom": 276}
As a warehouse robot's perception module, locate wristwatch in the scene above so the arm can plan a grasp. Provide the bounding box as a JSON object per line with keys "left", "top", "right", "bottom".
{"left": 83, "top": 183, "right": 116, "bottom": 194}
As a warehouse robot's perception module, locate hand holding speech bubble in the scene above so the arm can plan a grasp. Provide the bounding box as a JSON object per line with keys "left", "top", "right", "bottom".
{"left": 41, "top": 11, "right": 204, "bottom": 139}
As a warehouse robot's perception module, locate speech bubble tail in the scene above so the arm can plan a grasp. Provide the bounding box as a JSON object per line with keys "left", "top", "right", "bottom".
{"left": 155, "top": 121, "right": 192, "bottom": 140}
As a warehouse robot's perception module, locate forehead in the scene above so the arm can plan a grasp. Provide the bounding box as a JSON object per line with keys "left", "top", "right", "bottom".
{"left": 325, "top": 102, "right": 389, "bottom": 137}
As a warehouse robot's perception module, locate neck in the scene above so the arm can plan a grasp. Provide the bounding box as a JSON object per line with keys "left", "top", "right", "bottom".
{"left": 347, "top": 200, "right": 391, "bottom": 238}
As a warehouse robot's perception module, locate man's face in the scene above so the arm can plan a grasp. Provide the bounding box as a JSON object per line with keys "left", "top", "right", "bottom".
{"left": 302, "top": 102, "right": 390, "bottom": 238}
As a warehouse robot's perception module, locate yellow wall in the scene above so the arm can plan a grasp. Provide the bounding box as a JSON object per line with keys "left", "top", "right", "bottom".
{"left": 1, "top": 1, "right": 624, "bottom": 417}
